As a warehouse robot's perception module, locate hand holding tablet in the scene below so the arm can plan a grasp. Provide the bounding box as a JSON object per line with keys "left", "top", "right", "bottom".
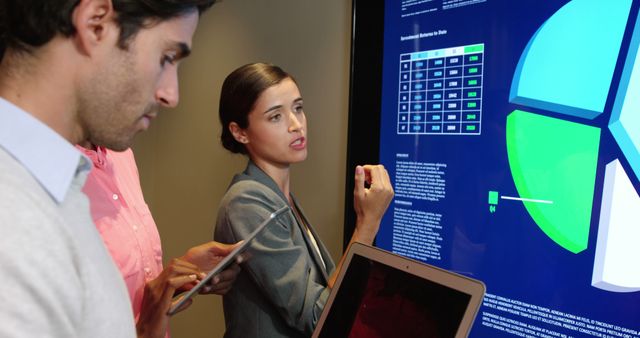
{"left": 167, "top": 206, "right": 289, "bottom": 315}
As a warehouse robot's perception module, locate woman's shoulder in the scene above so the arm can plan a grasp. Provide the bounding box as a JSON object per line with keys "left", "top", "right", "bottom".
{"left": 221, "top": 177, "right": 283, "bottom": 207}
{"left": 215, "top": 177, "right": 290, "bottom": 239}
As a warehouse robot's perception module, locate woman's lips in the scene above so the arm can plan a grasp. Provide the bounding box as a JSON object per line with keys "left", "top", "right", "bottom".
{"left": 290, "top": 136, "right": 306, "bottom": 150}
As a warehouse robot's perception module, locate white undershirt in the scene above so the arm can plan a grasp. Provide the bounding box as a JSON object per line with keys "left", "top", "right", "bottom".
{"left": 305, "top": 226, "right": 326, "bottom": 269}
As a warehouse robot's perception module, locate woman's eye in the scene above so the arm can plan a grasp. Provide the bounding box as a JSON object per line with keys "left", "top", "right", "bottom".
{"left": 294, "top": 105, "right": 304, "bottom": 114}
{"left": 269, "top": 114, "right": 282, "bottom": 122}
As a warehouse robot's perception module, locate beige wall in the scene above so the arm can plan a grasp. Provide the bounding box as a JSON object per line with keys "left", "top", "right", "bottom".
{"left": 133, "top": 0, "right": 352, "bottom": 336}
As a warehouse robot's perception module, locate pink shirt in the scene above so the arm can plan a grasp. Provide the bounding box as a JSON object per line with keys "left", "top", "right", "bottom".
{"left": 77, "top": 146, "right": 163, "bottom": 320}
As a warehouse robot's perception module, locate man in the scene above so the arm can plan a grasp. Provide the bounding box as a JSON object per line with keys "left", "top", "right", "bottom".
{"left": 76, "top": 143, "right": 241, "bottom": 333}
{"left": 0, "top": 0, "right": 235, "bottom": 337}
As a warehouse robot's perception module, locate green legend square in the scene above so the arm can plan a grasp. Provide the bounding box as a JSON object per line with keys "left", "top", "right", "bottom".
{"left": 488, "top": 191, "right": 499, "bottom": 205}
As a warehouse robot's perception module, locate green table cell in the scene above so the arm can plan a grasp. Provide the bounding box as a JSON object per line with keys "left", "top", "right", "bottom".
{"left": 464, "top": 44, "right": 484, "bottom": 53}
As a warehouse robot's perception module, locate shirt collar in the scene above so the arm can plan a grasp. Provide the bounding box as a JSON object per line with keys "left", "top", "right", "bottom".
{"left": 0, "top": 97, "right": 90, "bottom": 203}
{"left": 77, "top": 145, "right": 108, "bottom": 169}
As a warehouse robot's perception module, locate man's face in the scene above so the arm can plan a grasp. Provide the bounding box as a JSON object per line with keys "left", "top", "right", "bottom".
{"left": 78, "top": 10, "right": 199, "bottom": 151}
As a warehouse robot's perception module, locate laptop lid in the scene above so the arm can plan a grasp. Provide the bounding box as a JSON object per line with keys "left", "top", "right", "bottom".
{"left": 312, "top": 243, "right": 485, "bottom": 338}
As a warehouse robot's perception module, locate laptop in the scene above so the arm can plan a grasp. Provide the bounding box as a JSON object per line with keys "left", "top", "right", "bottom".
{"left": 312, "top": 243, "right": 485, "bottom": 338}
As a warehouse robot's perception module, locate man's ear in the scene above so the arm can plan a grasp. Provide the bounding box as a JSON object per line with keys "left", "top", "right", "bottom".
{"left": 71, "top": 0, "right": 116, "bottom": 55}
{"left": 229, "top": 122, "right": 249, "bottom": 144}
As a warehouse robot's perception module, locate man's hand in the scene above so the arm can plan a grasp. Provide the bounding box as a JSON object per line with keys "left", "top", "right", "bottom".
{"left": 180, "top": 241, "right": 245, "bottom": 295}
{"left": 136, "top": 258, "right": 204, "bottom": 338}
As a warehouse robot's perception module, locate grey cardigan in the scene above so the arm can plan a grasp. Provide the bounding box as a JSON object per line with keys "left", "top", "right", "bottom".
{"left": 214, "top": 161, "right": 336, "bottom": 338}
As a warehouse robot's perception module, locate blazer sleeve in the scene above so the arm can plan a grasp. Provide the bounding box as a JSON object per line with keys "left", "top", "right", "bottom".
{"left": 215, "top": 180, "right": 330, "bottom": 335}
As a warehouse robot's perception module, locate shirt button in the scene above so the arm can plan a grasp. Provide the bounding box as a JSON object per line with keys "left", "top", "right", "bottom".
{"left": 133, "top": 225, "right": 138, "bottom": 231}
{"left": 112, "top": 194, "right": 119, "bottom": 200}
{"left": 144, "top": 267, "right": 151, "bottom": 274}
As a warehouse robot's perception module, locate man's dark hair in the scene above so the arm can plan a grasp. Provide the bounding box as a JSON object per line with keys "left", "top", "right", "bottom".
{"left": 0, "top": 0, "right": 216, "bottom": 57}
{"left": 219, "top": 62, "right": 296, "bottom": 155}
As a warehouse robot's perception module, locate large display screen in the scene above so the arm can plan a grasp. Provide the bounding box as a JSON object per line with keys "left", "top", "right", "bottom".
{"left": 346, "top": 0, "right": 640, "bottom": 337}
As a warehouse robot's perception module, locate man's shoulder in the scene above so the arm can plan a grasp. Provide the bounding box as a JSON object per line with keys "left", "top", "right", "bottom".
{"left": 0, "top": 147, "right": 50, "bottom": 195}
{"left": 0, "top": 147, "right": 64, "bottom": 229}
{"left": 0, "top": 146, "right": 37, "bottom": 182}
{"left": 0, "top": 153, "right": 76, "bottom": 284}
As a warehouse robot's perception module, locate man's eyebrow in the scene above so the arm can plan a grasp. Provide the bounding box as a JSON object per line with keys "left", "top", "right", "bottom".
{"left": 173, "top": 42, "right": 192, "bottom": 60}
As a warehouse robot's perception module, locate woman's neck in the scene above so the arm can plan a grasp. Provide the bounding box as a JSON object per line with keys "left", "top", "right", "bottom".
{"left": 251, "top": 158, "right": 292, "bottom": 198}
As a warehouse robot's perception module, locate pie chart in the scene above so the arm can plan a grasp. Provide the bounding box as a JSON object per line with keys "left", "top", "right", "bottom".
{"left": 507, "top": 0, "right": 640, "bottom": 292}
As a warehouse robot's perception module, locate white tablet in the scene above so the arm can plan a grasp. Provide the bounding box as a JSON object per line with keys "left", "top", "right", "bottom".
{"left": 167, "top": 205, "right": 289, "bottom": 316}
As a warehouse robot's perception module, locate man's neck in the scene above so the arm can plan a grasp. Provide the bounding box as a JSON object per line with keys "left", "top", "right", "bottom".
{"left": 79, "top": 141, "right": 97, "bottom": 150}
{"left": 0, "top": 40, "right": 82, "bottom": 145}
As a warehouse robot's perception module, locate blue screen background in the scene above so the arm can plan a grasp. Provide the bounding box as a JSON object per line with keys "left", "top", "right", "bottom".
{"left": 375, "top": 1, "right": 640, "bottom": 336}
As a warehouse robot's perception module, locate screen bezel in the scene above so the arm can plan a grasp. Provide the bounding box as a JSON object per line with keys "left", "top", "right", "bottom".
{"left": 343, "top": 0, "right": 385, "bottom": 249}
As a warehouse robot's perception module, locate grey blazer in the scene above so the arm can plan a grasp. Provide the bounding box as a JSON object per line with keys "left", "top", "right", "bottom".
{"left": 214, "top": 161, "right": 336, "bottom": 338}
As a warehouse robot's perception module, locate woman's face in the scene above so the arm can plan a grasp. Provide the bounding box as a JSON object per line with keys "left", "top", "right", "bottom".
{"left": 237, "top": 77, "right": 307, "bottom": 169}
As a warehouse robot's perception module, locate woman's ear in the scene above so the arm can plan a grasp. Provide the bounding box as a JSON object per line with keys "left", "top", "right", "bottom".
{"left": 229, "top": 122, "right": 249, "bottom": 144}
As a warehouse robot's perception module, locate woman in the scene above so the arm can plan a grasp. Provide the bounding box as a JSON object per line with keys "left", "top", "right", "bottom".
{"left": 215, "top": 62, "right": 394, "bottom": 338}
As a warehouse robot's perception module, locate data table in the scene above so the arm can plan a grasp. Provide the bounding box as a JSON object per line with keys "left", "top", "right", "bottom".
{"left": 398, "top": 44, "right": 484, "bottom": 135}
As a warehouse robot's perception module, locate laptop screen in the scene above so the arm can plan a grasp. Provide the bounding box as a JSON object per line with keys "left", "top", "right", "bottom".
{"left": 317, "top": 253, "right": 473, "bottom": 338}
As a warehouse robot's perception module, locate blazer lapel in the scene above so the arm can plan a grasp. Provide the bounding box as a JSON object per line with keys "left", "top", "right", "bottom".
{"left": 240, "top": 161, "right": 333, "bottom": 283}
{"left": 289, "top": 196, "right": 333, "bottom": 282}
